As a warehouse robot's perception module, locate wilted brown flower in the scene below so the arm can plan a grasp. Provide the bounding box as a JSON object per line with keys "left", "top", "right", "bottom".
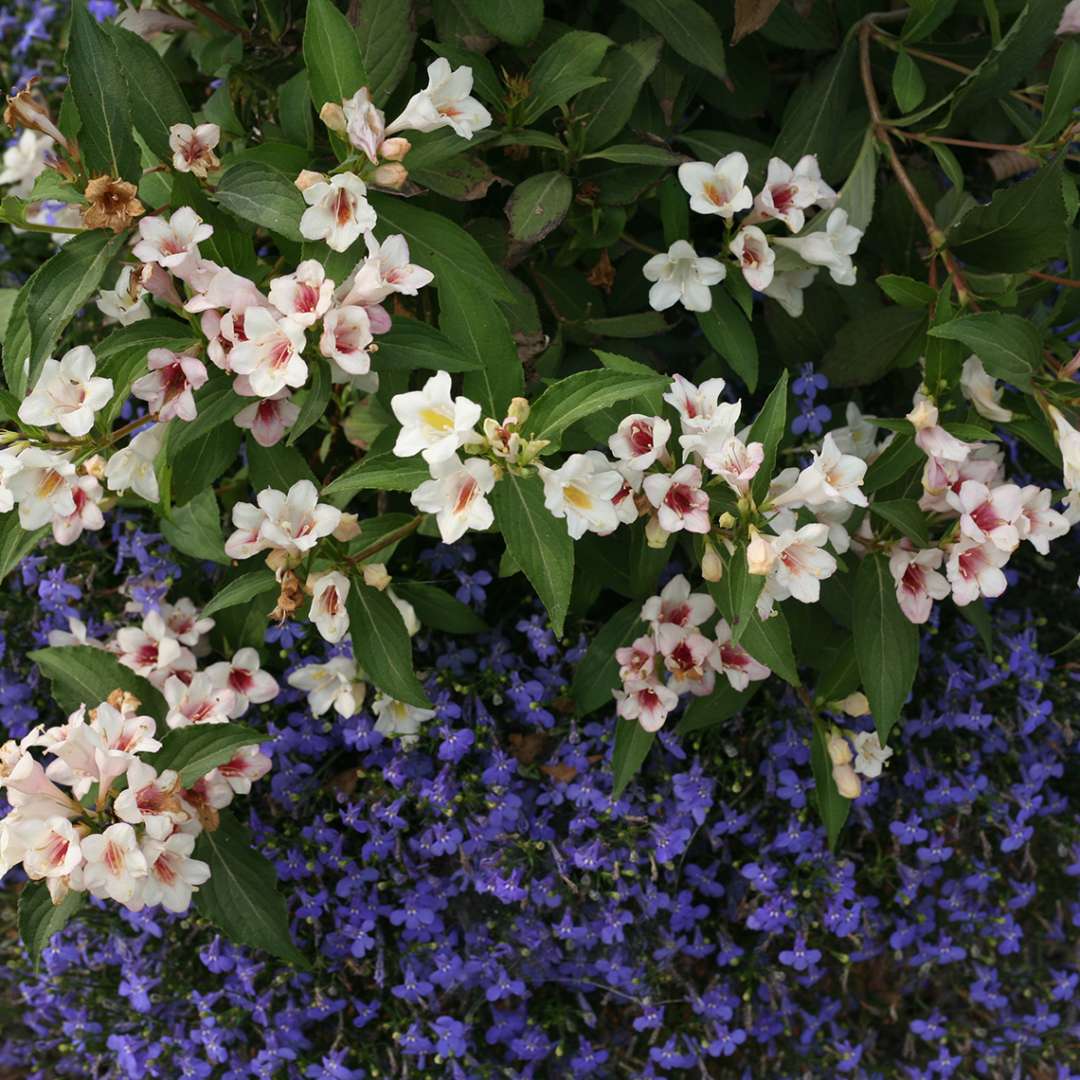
{"left": 82, "top": 176, "right": 144, "bottom": 232}
{"left": 4, "top": 79, "right": 74, "bottom": 155}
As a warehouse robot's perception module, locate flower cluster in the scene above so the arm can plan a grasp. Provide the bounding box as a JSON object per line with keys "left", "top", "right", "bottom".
{"left": 644, "top": 150, "right": 862, "bottom": 317}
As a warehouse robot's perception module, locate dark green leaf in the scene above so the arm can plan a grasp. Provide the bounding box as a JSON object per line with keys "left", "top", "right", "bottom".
{"left": 870, "top": 499, "right": 931, "bottom": 546}
{"left": 462, "top": 0, "right": 541, "bottom": 44}
{"left": 576, "top": 37, "right": 663, "bottom": 152}
{"left": 821, "top": 307, "right": 926, "bottom": 388}
{"left": 814, "top": 646, "right": 860, "bottom": 705}
{"left": 507, "top": 172, "right": 573, "bottom": 245}
{"left": 346, "top": 578, "right": 432, "bottom": 707}
{"left": 278, "top": 71, "right": 315, "bottom": 149}
{"left": 161, "top": 490, "right": 228, "bottom": 565}
{"left": 19, "top": 883, "right": 84, "bottom": 968}
{"left": 810, "top": 724, "right": 850, "bottom": 849}
{"left": 876, "top": 274, "right": 936, "bottom": 308}
{"left": 710, "top": 548, "right": 763, "bottom": 643}
{"left": 202, "top": 569, "right": 279, "bottom": 619}
{"left": 28, "top": 645, "right": 167, "bottom": 720}
{"left": 375, "top": 319, "right": 482, "bottom": 373}
{"left": 746, "top": 371, "right": 788, "bottom": 502}
{"left": 321, "top": 453, "right": 430, "bottom": 500}
{"left": 676, "top": 682, "right": 759, "bottom": 735}
{"left": 0, "top": 515, "right": 45, "bottom": 585}
{"left": 523, "top": 30, "right": 612, "bottom": 123}
{"left": 853, "top": 553, "right": 918, "bottom": 743}
{"left": 863, "top": 434, "right": 923, "bottom": 494}
{"left": 928, "top": 312, "right": 1038, "bottom": 390}
{"left": 697, "top": 288, "right": 759, "bottom": 392}
{"left": 892, "top": 49, "right": 926, "bottom": 113}
{"left": 355, "top": 0, "right": 416, "bottom": 103}
{"left": 247, "top": 440, "right": 318, "bottom": 492}
{"left": 167, "top": 379, "right": 249, "bottom": 459}
{"left": 583, "top": 143, "right": 683, "bottom": 166}
{"left": 391, "top": 581, "right": 488, "bottom": 634}
{"left": 145, "top": 723, "right": 264, "bottom": 787}
{"left": 1035, "top": 38, "right": 1080, "bottom": 142}
{"left": 623, "top": 0, "right": 726, "bottom": 79}
{"left": 490, "top": 472, "right": 574, "bottom": 636}
{"left": 287, "top": 359, "right": 332, "bottom": 446}
{"left": 741, "top": 607, "right": 800, "bottom": 687}
{"left": 214, "top": 162, "right": 306, "bottom": 242}
{"left": 194, "top": 810, "right": 308, "bottom": 966}
{"left": 302, "top": 0, "right": 368, "bottom": 111}
{"left": 571, "top": 601, "right": 644, "bottom": 716}
{"left": 610, "top": 717, "right": 654, "bottom": 798}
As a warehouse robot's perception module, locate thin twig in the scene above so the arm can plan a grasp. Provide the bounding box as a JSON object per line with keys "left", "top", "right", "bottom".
{"left": 183, "top": 0, "right": 250, "bottom": 37}
{"left": 346, "top": 514, "right": 425, "bottom": 566}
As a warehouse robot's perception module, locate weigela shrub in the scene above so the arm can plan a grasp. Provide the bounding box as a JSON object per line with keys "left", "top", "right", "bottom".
{"left": 0, "top": 0, "right": 1079, "bottom": 966}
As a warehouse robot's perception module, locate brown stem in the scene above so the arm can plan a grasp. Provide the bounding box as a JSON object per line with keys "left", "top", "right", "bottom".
{"left": 859, "top": 21, "right": 975, "bottom": 308}
{"left": 1027, "top": 269, "right": 1080, "bottom": 289}
{"left": 903, "top": 132, "right": 1036, "bottom": 155}
{"left": 183, "top": 0, "right": 249, "bottom": 37}
{"left": 346, "top": 514, "right": 425, "bottom": 566}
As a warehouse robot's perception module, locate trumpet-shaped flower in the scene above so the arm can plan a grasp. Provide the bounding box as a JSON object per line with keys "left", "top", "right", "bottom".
{"left": 539, "top": 451, "right": 623, "bottom": 539}
{"left": 131, "top": 349, "right": 208, "bottom": 422}
{"left": 228, "top": 306, "right": 308, "bottom": 397}
{"left": 411, "top": 454, "right": 496, "bottom": 544}
{"left": 299, "top": 173, "right": 377, "bottom": 253}
{"left": 385, "top": 58, "right": 492, "bottom": 140}
{"left": 677, "top": 152, "right": 753, "bottom": 219}
{"left": 391, "top": 371, "right": 482, "bottom": 464}
{"left": 642, "top": 240, "right": 726, "bottom": 312}
{"left": 18, "top": 346, "right": 113, "bottom": 437}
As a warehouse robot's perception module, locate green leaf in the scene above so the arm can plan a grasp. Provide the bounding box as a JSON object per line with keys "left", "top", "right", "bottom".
{"left": 287, "top": 359, "right": 332, "bottom": 446}
{"left": 214, "top": 162, "right": 306, "bottom": 242}
{"left": 167, "top": 378, "right": 249, "bottom": 459}
{"left": 947, "top": 158, "right": 1066, "bottom": 272}
{"left": 710, "top": 548, "right": 763, "bottom": 643}
{"left": 302, "top": 0, "right": 368, "bottom": 111}
{"left": 162, "top": 489, "right": 228, "bottom": 565}
{"left": 902, "top": 0, "right": 957, "bottom": 43}
{"left": 876, "top": 274, "right": 936, "bottom": 308}
{"left": 576, "top": 37, "right": 664, "bottom": 152}
{"left": 462, "top": 0, "right": 541, "bottom": 44}
{"left": 891, "top": 49, "right": 926, "bottom": 113}
{"left": 525, "top": 368, "right": 667, "bottom": 448}
{"left": 346, "top": 578, "right": 432, "bottom": 707}
{"left": 391, "top": 581, "right": 488, "bottom": 634}
{"left": 814, "top": 646, "right": 860, "bottom": 705}
{"left": 676, "top": 682, "right": 759, "bottom": 735}
{"left": 870, "top": 499, "right": 931, "bottom": 546}
{"left": 928, "top": 140, "right": 964, "bottom": 192}
{"left": 741, "top": 608, "right": 800, "bottom": 687}
{"left": 623, "top": 0, "right": 726, "bottom": 79}
{"left": 697, "top": 288, "right": 759, "bottom": 392}
{"left": 927, "top": 312, "right": 1039, "bottom": 391}
{"left": 194, "top": 810, "right": 308, "bottom": 966}
{"left": 0, "top": 516, "right": 45, "bottom": 585}
{"left": 202, "top": 569, "right": 279, "bottom": 619}
{"left": 321, "top": 453, "right": 430, "bottom": 500}
{"left": 810, "top": 724, "right": 851, "bottom": 850}
{"left": 6, "top": 230, "right": 126, "bottom": 397}
{"left": 19, "top": 883, "right": 84, "bottom": 968}
{"left": 571, "top": 601, "right": 644, "bottom": 716}
{"left": 490, "top": 472, "right": 574, "bottom": 636}
{"left": 506, "top": 172, "right": 573, "bottom": 245}
{"left": 610, "top": 718, "right": 654, "bottom": 798}
{"left": 106, "top": 23, "right": 194, "bottom": 162}
{"left": 582, "top": 143, "right": 683, "bottom": 166}
{"left": 354, "top": 0, "right": 416, "bottom": 104}
{"left": 746, "top": 370, "right": 788, "bottom": 503}
{"left": 853, "top": 553, "right": 918, "bottom": 743}
{"left": 67, "top": 0, "right": 140, "bottom": 180}
{"left": 28, "top": 645, "right": 167, "bottom": 720}
{"left": 821, "top": 307, "right": 926, "bottom": 388}
{"left": 171, "top": 423, "right": 243, "bottom": 507}
{"left": 279, "top": 71, "right": 315, "bottom": 149}
{"left": 374, "top": 319, "right": 482, "bottom": 373}
{"left": 145, "top": 723, "right": 264, "bottom": 787}
{"left": 247, "top": 440, "right": 318, "bottom": 492}
{"left": 1035, "top": 38, "right": 1080, "bottom": 142}
{"left": 863, "top": 434, "right": 923, "bottom": 494}
{"left": 523, "top": 30, "right": 612, "bottom": 123}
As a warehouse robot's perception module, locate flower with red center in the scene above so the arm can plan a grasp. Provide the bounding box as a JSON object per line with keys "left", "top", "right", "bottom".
{"left": 614, "top": 680, "right": 680, "bottom": 733}
{"left": 948, "top": 480, "right": 1024, "bottom": 553}
{"left": 664, "top": 632, "right": 717, "bottom": 697}
{"left": 643, "top": 464, "right": 711, "bottom": 534}
{"left": 268, "top": 259, "right": 334, "bottom": 328}
{"left": 132, "top": 348, "right": 208, "bottom": 422}
{"left": 713, "top": 619, "right": 771, "bottom": 690}
{"left": 888, "top": 543, "right": 950, "bottom": 624}
{"left": 945, "top": 537, "right": 1009, "bottom": 605}
{"left": 608, "top": 413, "right": 672, "bottom": 471}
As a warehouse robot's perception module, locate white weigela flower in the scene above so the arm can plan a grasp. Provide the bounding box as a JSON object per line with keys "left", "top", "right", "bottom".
{"left": 299, "top": 173, "right": 377, "bottom": 253}
{"left": 164, "top": 672, "right": 236, "bottom": 729}
{"left": 131, "top": 348, "right": 208, "bottom": 422}
{"left": 115, "top": 610, "right": 184, "bottom": 678}
{"left": 774, "top": 208, "right": 862, "bottom": 285}
{"left": 960, "top": 355, "right": 1012, "bottom": 423}
{"left": 947, "top": 480, "right": 1023, "bottom": 552}
{"left": 17, "top": 346, "right": 113, "bottom": 437}
{"left": 114, "top": 761, "right": 187, "bottom": 840}
{"left": 410, "top": 454, "right": 496, "bottom": 544}
{"left": 852, "top": 731, "right": 893, "bottom": 779}
{"left": 750, "top": 155, "right": 833, "bottom": 231}
{"left": 228, "top": 306, "right": 308, "bottom": 397}
{"left": 226, "top": 479, "right": 341, "bottom": 561}
{"left": 132, "top": 207, "right": 213, "bottom": 268}
{"left": 139, "top": 832, "right": 211, "bottom": 913}
{"left": 168, "top": 122, "right": 220, "bottom": 177}
{"left": 642, "top": 464, "right": 711, "bottom": 534}
{"left": 104, "top": 423, "right": 166, "bottom": 503}
{"left": 8, "top": 448, "right": 75, "bottom": 529}
{"left": 372, "top": 695, "right": 437, "bottom": 746}
{"left": 162, "top": 597, "right": 214, "bottom": 647}
{"left": 0, "top": 129, "right": 52, "bottom": 196}
{"left": 287, "top": 656, "right": 366, "bottom": 717}
{"left": 677, "top": 152, "right": 753, "bottom": 219}
{"left": 642, "top": 240, "right": 726, "bottom": 313}
{"left": 729, "top": 226, "right": 775, "bottom": 291}
{"left": 97, "top": 265, "right": 152, "bottom": 326}
{"left": 267, "top": 259, "right": 334, "bottom": 328}
{"left": 309, "top": 570, "right": 351, "bottom": 644}
{"left": 945, "top": 537, "right": 1009, "bottom": 605}
{"left": 234, "top": 391, "right": 300, "bottom": 448}
{"left": 640, "top": 574, "right": 715, "bottom": 654}
{"left": 338, "top": 87, "right": 386, "bottom": 163}
{"left": 52, "top": 474, "right": 105, "bottom": 546}
{"left": 615, "top": 680, "right": 680, "bottom": 733}
{"left": 213, "top": 745, "right": 272, "bottom": 796}
{"left": 79, "top": 822, "right": 147, "bottom": 907}
{"left": 773, "top": 432, "right": 868, "bottom": 509}
{"left": 337, "top": 232, "right": 434, "bottom": 306}
{"left": 664, "top": 631, "right": 718, "bottom": 697}
{"left": 1016, "top": 485, "right": 1069, "bottom": 555}
{"left": 207, "top": 647, "right": 280, "bottom": 716}
{"left": 319, "top": 305, "right": 374, "bottom": 374}
{"left": 385, "top": 58, "right": 492, "bottom": 139}
{"left": 539, "top": 451, "right": 623, "bottom": 539}
{"left": 712, "top": 620, "right": 771, "bottom": 691}
{"left": 889, "top": 543, "right": 950, "bottom": 625}
{"left": 1048, "top": 405, "right": 1080, "bottom": 521}
{"left": 703, "top": 436, "right": 763, "bottom": 496}
{"left": 663, "top": 373, "right": 730, "bottom": 436}
{"left": 830, "top": 402, "right": 880, "bottom": 461}
{"left": 391, "top": 371, "right": 482, "bottom": 464}
{"left": 768, "top": 523, "right": 837, "bottom": 604}
{"left": 14, "top": 816, "right": 83, "bottom": 881}
{"left": 762, "top": 267, "right": 817, "bottom": 318}
{"left": 608, "top": 414, "right": 672, "bottom": 472}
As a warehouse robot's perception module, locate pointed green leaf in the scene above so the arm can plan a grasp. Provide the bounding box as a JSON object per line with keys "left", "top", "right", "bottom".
{"left": 611, "top": 717, "right": 654, "bottom": 798}
{"left": 19, "top": 883, "right": 84, "bottom": 968}
{"left": 144, "top": 723, "right": 264, "bottom": 787}
{"left": 28, "top": 645, "right": 167, "bottom": 720}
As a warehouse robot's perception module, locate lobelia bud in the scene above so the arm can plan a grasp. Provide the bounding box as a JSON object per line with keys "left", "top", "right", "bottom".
{"left": 319, "top": 102, "right": 347, "bottom": 133}
{"left": 379, "top": 137, "right": 411, "bottom": 161}
{"left": 700, "top": 544, "right": 724, "bottom": 582}
{"left": 362, "top": 563, "right": 391, "bottom": 590}
{"left": 840, "top": 692, "right": 870, "bottom": 717}
{"left": 832, "top": 763, "right": 862, "bottom": 799}
{"left": 372, "top": 162, "right": 408, "bottom": 189}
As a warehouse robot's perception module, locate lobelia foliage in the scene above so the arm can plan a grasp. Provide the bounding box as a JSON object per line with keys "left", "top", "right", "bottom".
{"left": 1, "top": 0, "right": 1080, "bottom": 965}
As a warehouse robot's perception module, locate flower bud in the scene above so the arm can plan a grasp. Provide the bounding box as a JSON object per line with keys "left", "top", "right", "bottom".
{"left": 506, "top": 397, "right": 530, "bottom": 427}
{"left": 700, "top": 544, "right": 723, "bottom": 582}
{"left": 83, "top": 455, "right": 107, "bottom": 481}
{"left": 362, "top": 563, "right": 391, "bottom": 590}
{"left": 826, "top": 728, "right": 853, "bottom": 766}
{"left": 905, "top": 397, "right": 938, "bottom": 431}
{"left": 319, "top": 102, "right": 347, "bottom": 133}
{"left": 379, "top": 136, "right": 411, "bottom": 161}
{"left": 745, "top": 527, "right": 776, "bottom": 576}
{"left": 831, "top": 763, "right": 862, "bottom": 799}
{"left": 333, "top": 512, "right": 362, "bottom": 542}
{"left": 715, "top": 511, "right": 736, "bottom": 530}
{"left": 372, "top": 162, "right": 408, "bottom": 189}
{"left": 644, "top": 513, "right": 670, "bottom": 549}
{"left": 294, "top": 169, "right": 326, "bottom": 192}
{"left": 840, "top": 691, "right": 870, "bottom": 717}
{"left": 266, "top": 548, "right": 300, "bottom": 576}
